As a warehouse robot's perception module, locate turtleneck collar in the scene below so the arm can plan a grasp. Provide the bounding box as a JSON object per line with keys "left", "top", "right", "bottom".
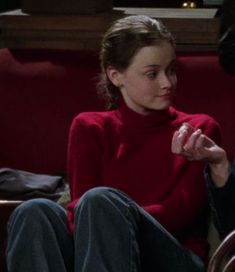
{"left": 115, "top": 97, "right": 177, "bottom": 129}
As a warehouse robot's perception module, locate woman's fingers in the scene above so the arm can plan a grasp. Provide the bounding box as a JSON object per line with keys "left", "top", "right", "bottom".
{"left": 171, "top": 123, "right": 193, "bottom": 154}
{"left": 183, "top": 129, "right": 202, "bottom": 151}
{"left": 172, "top": 123, "right": 219, "bottom": 162}
{"left": 172, "top": 129, "right": 190, "bottom": 154}
{"left": 195, "top": 134, "right": 215, "bottom": 149}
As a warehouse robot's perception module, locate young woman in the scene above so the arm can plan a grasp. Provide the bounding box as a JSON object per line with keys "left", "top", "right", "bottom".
{"left": 7, "top": 15, "right": 221, "bottom": 272}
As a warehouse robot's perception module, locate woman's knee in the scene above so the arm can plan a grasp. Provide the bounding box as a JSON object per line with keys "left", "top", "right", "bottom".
{"left": 9, "top": 198, "right": 61, "bottom": 225}
{"left": 74, "top": 187, "right": 141, "bottom": 235}
{"left": 74, "top": 186, "right": 137, "bottom": 216}
{"left": 76, "top": 187, "right": 119, "bottom": 208}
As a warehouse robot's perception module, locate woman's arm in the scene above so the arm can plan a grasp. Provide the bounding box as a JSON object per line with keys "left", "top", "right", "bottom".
{"left": 143, "top": 119, "right": 221, "bottom": 237}
{"left": 172, "top": 122, "right": 235, "bottom": 238}
{"left": 67, "top": 114, "right": 103, "bottom": 201}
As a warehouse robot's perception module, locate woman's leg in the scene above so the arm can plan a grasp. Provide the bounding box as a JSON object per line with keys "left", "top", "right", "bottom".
{"left": 73, "top": 187, "right": 205, "bottom": 272}
{"left": 7, "top": 198, "right": 74, "bottom": 272}
{"left": 73, "top": 187, "right": 141, "bottom": 272}
{"left": 138, "top": 208, "right": 205, "bottom": 272}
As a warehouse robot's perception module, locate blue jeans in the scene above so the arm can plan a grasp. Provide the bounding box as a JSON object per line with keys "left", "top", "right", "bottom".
{"left": 7, "top": 187, "right": 205, "bottom": 272}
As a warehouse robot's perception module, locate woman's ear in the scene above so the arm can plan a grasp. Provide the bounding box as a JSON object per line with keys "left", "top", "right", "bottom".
{"left": 106, "top": 66, "right": 123, "bottom": 87}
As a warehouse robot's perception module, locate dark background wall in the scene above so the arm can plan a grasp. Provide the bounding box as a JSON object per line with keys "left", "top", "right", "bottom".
{"left": 0, "top": 0, "right": 20, "bottom": 12}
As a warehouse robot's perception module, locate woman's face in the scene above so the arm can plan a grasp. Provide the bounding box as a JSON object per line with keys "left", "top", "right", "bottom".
{"left": 109, "top": 41, "right": 177, "bottom": 115}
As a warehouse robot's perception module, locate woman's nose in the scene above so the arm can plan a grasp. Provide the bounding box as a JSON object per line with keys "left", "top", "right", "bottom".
{"left": 159, "top": 73, "right": 172, "bottom": 89}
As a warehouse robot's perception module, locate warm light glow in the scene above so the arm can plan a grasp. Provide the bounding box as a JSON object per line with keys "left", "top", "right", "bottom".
{"left": 182, "top": 1, "right": 197, "bottom": 8}
{"left": 190, "top": 2, "right": 196, "bottom": 8}
{"left": 182, "top": 2, "right": 189, "bottom": 8}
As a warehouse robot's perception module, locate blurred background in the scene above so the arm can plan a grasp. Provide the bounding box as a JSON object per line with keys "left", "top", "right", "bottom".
{"left": 0, "top": 0, "right": 223, "bottom": 13}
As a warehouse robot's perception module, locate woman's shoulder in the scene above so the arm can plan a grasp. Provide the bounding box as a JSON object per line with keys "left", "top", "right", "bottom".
{"left": 172, "top": 107, "right": 220, "bottom": 129}
{"left": 72, "top": 110, "right": 120, "bottom": 128}
{"left": 173, "top": 108, "right": 221, "bottom": 143}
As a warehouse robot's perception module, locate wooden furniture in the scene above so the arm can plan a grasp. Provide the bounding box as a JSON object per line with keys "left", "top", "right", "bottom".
{"left": 207, "top": 230, "right": 235, "bottom": 272}
{"left": 0, "top": 7, "right": 220, "bottom": 51}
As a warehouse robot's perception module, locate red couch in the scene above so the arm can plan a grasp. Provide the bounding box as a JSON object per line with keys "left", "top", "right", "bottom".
{"left": 0, "top": 48, "right": 235, "bottom": 270}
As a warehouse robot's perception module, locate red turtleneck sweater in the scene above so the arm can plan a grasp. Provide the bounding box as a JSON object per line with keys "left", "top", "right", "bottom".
{"left": 67, "top": 100, "right": 221, "bottom": 260}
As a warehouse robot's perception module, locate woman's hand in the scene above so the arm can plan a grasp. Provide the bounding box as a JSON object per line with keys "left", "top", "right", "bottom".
{"left": 171, "top": 123, "right": 230, "bottom": 187}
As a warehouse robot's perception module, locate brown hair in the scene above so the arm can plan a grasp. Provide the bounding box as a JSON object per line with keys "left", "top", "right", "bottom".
{"left": 98, "top": 15, "right": 175, "bottom": 109}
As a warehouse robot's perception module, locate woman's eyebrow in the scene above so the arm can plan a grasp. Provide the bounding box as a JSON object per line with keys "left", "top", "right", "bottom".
{"left": 143, "top": 64, "right": 160, "bottom": 68}
{"left": 143, "top": 59, "right": 176, "bottom": 69}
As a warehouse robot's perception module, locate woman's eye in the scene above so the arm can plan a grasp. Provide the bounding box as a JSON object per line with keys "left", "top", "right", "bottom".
{"left": 146, "top": 71, "right": 157, "bottom": 79}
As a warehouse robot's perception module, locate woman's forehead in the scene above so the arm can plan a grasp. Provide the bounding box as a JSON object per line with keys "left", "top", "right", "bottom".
{"left": 130, "top": 43, "right": 175, "bottom": 68}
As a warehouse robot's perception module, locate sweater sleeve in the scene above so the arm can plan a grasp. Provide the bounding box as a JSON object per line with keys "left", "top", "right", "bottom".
{"left": 67, "top": 113, "right": 104, "bottom": 232}
{"left": 143, "top": 118, "right": 221, "bottom": 237}
{"left": 67, "top": 114, "right": 103, "bottom": 200}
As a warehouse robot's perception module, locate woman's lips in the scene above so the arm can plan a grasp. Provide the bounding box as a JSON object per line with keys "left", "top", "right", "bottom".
{"left": 158, "top": 93, "right": 173, "bottom": 99}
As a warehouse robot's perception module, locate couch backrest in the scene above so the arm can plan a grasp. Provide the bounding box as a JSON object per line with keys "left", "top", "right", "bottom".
{"left": 0, "top": 48, "right": 235, "bottom": 174}
{"left": 0, "top": 48, "right": 104, "bottom": 174}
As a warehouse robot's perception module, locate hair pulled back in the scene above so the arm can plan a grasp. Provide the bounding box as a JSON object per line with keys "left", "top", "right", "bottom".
{"left": 98, "top": 15, "right": 175, "bottom": 109}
